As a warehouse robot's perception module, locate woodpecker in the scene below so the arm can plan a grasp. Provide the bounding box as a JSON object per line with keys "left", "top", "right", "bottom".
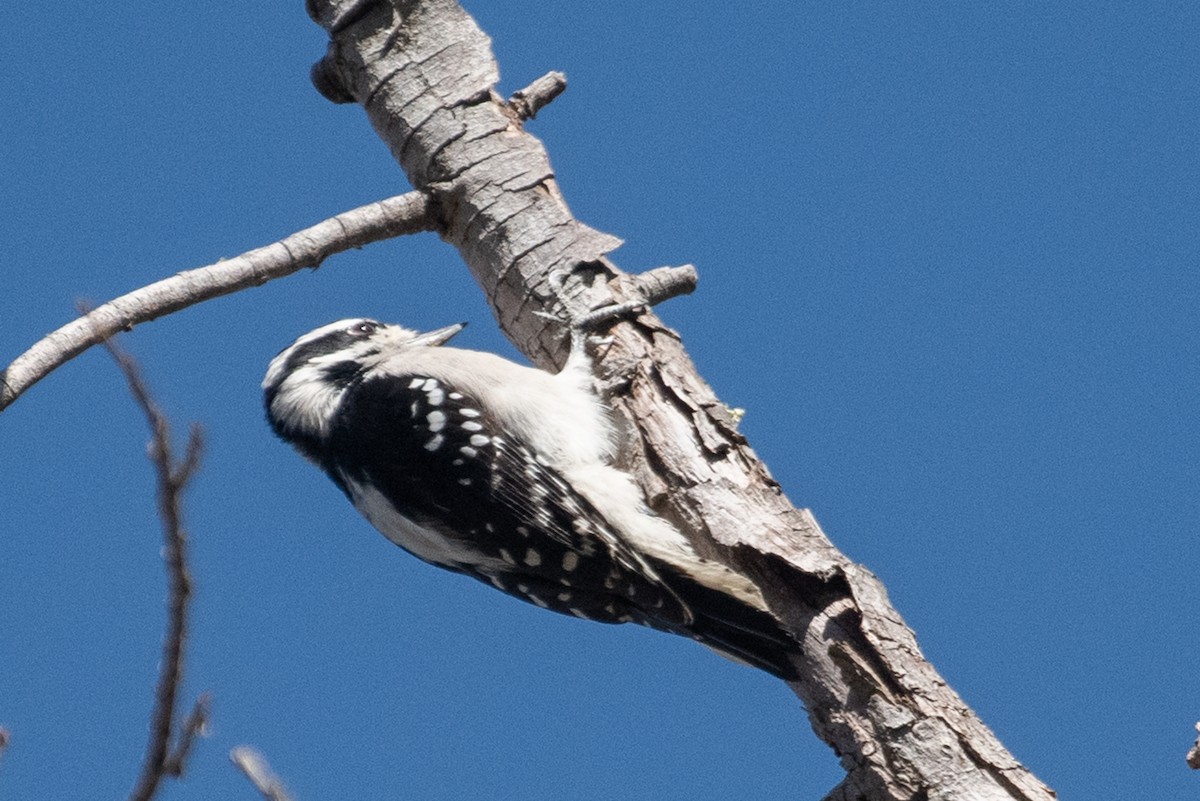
{"left": 263, "top": 316, "right": 798, "bottom": 679}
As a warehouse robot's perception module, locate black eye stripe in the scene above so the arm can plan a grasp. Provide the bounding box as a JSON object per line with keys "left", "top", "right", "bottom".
{"left": 265, "top": 321, "right": 385, "bottom": 399}
{"left": 284, "top": 326, "right": 381, "bottom": 375}
{"left": 289, "top": 331, "right": 354, "bottom": 366}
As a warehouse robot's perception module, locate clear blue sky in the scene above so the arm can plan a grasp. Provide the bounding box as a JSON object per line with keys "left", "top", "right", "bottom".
{"left": 3, "top": 3, "right": 1197, "bottom": 799}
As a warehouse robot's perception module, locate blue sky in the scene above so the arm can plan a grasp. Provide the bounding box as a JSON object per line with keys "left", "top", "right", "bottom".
{"left": 3, "top": 3, "right": 1198, "bottom": 799}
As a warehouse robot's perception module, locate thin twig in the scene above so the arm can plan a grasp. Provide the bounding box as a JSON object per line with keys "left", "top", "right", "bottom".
{"left": 0, "top": 190, "right": 437, "bottom": 413}
{"left": 96, "top": 333, "right": 208, "bottom": 801}
{"left": 163, "top": 695, "right": 211, "bottom": 777}
{"left": 230, "top": 747, "right": 297, "bottom": 801}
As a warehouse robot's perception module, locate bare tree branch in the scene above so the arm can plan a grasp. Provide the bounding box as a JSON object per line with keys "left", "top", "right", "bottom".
{"left": 230, "top": 747, "right": 297, "bottom": 801}
{"left": 0, "top": 191, "right": 437, "bottom": 414}
{"left": 305, "top": 2, "right": 1055, "bottom": 799}
{"left": 96, "top": 333, "right": 208, "bottom": 801}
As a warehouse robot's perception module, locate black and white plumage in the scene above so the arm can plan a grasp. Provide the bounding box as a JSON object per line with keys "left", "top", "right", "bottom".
{"left": 263, "top": 317, "right": 798, "bottom": 679}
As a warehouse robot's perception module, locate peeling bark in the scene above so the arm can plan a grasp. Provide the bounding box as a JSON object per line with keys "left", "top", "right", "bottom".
{"left": 306, "top": 2, "right": 1057, "bottom": 798}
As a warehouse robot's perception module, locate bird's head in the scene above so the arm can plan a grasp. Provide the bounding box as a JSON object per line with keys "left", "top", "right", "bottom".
{"left": 263, "top": 318, "right": 465, "bottom": 451}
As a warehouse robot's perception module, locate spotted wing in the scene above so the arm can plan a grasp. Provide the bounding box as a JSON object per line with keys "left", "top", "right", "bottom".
{"left": 324, "top": 371, "right": 693, "bottom": 629}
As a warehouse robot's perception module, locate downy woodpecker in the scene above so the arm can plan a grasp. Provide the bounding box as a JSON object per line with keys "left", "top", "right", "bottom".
{"left": 263, "top": 317, "right": 797, "bottom": 679}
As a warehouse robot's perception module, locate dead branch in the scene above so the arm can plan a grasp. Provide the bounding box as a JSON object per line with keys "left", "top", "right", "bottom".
{"left": 97, "top": 334, "right": 209, "bottom": 801}
{"left": 0, "top": 191, "right": 436, "bottom": 413}
{"left": 507, "top": 70, "right": 567, "bottom": 121}
{"left": 304, "top": 2, "right": 1056, "bottom": 798}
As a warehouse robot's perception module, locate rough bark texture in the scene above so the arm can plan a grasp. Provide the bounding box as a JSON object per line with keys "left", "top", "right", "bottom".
{"left": 307, "top": 2, "right": 1057, "bottom": 798}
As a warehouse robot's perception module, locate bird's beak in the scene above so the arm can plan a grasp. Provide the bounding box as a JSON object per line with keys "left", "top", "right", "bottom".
{"left": 409, "top": 322, "right": 466, "bottom": 347}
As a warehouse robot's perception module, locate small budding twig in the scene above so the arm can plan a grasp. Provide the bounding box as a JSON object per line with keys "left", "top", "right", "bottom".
{"left": 163, "top": 696, "right": 211, "bottom": 777}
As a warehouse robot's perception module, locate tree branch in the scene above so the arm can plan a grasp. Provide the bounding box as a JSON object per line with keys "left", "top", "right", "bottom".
{"left": 305, "top": 2, "right": 1056, "bottom": 799}
{"left": 507, "top": 71, "right": 567, "bottom": 121}
{"left": 97, "top": 334, "right": 208, "bottom": 801}
{"left": 0, "top": 191, "right": 437, "bottom": 413}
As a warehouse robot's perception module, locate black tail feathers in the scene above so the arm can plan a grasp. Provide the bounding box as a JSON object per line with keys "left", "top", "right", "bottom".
{"left": 690, "top": 608, "right": 800, "bottom": 681}
{"left": 663, "top": 572, "right": 800, "bottom": 681}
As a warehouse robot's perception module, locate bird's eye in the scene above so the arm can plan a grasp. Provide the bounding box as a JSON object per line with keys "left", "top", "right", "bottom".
{"left": 350, "top": 321, "right": 378, "bottom": 337}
